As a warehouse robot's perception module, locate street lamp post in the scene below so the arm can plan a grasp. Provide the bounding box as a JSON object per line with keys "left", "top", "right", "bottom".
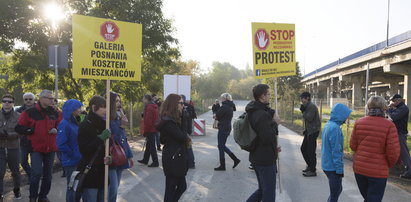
{"left": 44, "top": 2, "right": 64, "bottom": 100}
{"left": 386, "top": 0, "right": 390, "bottom": 47}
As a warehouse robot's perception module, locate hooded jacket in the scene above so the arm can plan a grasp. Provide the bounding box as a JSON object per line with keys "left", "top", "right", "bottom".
{"left": 216, "top": 100, "right": 236, "bottom": 133}
{"left": 56, "top": 99, "right": 83, "bottom": 167}
{"left": 246, "top": 100, "right": 278, "bottom": 166}
{"left": 15, "top": 103, "right": 62, "bottom": 153}
{"left": 350, "top": 112, "right": 400, "bottom": 178}
{"left": 302, "top": 101, "right": 321, "bottom": 135}
{"left": 0, "top": 108, "right": 21, "bottom": 149}
{"left": 156, "top": 116, "right": 189, "bottom": 177}
{"left": 321, "top": 103, "right": 352, "bottom": 174}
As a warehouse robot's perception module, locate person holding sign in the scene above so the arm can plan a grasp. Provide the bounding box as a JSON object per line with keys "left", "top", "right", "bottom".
{"left": 77, "top": 96, "right": 112, "bottom": 202}
{"left": 155, "top": 94, "right": 190, "bottom": 202}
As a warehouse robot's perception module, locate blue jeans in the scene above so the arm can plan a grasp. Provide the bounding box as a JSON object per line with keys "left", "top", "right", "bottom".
{"left": 20, "top": 146, "right": 31, "bottom": 178}
{"left": 30, "top": 152, "right": 55, "bottom": 200}
{"left": 82, "top": 188, "right": 104, "bottom": 202}
{"left": 164, "top": 176, "right": 187, "bottom": 202}
{"left": 355, "top": 173, "right": 387, "bottom": 202}
{"left": 109, "top": 167, "right": 124, "bottom": 202}
{"left": 324, "top": 171, "right": 343, "bottom": 202}
{"left": 142, "top": 133, "right": 159, "bottom": 165}
{"left": 64, "top": 166, "right": 81, "bottom": 202}
{"left": 217, "top": 130, "right": 234, "bottom": 160}
{"left": 247, "top": 163, "right": 277, "bottom": 202}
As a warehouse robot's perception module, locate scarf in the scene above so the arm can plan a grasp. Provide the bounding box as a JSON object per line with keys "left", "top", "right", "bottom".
{"left": 367, "top": 108, "right": 385, "bottom": 117}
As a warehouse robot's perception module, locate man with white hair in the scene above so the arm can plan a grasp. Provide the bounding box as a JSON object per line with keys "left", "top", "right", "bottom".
{"left": 16, "top": 92, "right": 35, "bottom": 113}
{"left": 16, "top": 92, "right": 36, "bottom": 182}
{"left": 15, "top": 90, "right": 62, "bottom": 202}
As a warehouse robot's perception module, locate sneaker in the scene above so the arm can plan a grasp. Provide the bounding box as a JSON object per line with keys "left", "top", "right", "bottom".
{"left": 13, "top": 188, "right": 22, "bottom": 200}
{"left": 248, "top": 164, "right": 254, "bottom": 170}
{"left": 38, "top": 198, "right": 51, "bottom": 202}
{"left": 148, "top": 163, "right": 159, "bottom": 167}
{"left": 303, "top": 170, "right": 317, "bottom": 177}
{"left": 137, "top": 160, "right": 148, "bottom": 165}
{"left": 302, "top": 166, "right": 309, "bottom": 173}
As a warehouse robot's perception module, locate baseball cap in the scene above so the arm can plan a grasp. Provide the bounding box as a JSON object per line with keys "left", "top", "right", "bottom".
{"left": 390, "top": 94, "right": 402, "bottom": 100}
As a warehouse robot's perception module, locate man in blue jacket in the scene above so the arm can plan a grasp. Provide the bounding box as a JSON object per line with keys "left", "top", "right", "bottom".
{"left": 57, "top": 99, "right": 83, "bottom": 202}
{"left": 321, "top": 103, "right": 352, "bottom": 202}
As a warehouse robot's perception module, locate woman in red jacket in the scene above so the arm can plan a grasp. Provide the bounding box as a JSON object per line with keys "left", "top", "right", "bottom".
{"left": 350, "top": 96, "right": 400, "bottom": 202}
{"left": 138, "top": 94, "right": 159, "bottom": 167}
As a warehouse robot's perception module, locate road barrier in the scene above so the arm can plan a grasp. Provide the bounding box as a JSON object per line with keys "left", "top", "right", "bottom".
{"left": 193, "top": 119, "right": 206, "bottom": 136}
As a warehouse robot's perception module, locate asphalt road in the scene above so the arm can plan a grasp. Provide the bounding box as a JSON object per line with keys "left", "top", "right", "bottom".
{"left": 5, "top": 100, "right": 411, "bottom": 201}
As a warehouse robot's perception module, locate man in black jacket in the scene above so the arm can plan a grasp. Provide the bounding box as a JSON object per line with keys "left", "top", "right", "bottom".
{"left": 387, "top": 94, "right": 411, "bottom": 179}
{"left": 300, "top": 92, "right": 321, "bottom": 177}
{"left": 246, "top": 84, "right": 279, "bottom": 202}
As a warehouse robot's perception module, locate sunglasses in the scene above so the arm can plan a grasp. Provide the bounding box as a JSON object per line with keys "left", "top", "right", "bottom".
{"left": 24, "top": 98, "right": 33, "bottom": 101}
{"left": 178, "top": 102, "right": 184, "bottom": 105}
{"left": 2, "top": 100, "right": 14, "bottom": 104}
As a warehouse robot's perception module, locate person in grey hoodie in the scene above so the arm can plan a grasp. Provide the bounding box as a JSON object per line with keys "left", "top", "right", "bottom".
{"left": 300, "top": 92, "right": 321, "bottom": 177}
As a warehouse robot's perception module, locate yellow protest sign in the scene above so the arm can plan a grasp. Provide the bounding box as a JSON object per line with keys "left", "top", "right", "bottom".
{"left": 72, "top": 14, "right": 142, "bottom": 81}
{"left": 252, "top": 23, "right": 296, "bottom": 79}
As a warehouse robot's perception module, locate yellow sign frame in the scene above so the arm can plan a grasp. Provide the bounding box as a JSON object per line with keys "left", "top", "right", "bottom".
{"left": 252, "top": 22, "right": 296, "bottom": 79}
{"left": 72, "top": 14, "right": 142, "bottom": 81}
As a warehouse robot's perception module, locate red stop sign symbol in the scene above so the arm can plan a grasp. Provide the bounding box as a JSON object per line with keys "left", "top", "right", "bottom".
{"left": 100, "top": 21, "right": 119, "bottom": 42}
{"left": 254, "top": 29, "right": 269, "bottom": 50}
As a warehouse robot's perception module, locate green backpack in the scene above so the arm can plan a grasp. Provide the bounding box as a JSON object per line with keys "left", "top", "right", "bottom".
{"left": 233, "top": 112, "right": 257, "bottom": 152}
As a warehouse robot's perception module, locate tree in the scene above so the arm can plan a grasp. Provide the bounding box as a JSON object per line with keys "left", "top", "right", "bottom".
{"left": 0, "top": 0, "right": 179, "bottom": 103}
{"left": 193, "top": 61, "right": 260, "bottom": 100}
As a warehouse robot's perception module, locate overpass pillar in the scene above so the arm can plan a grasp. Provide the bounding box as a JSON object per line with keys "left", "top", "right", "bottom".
{"left": 383, "top": 64, "right": 411, "bottom": 108}
{"left": 404, "top": 74, "right": 411, "bottom": 108}
{"left": 389, "top": 81, "right": 400, "bottom": 96}
{"left": 352, "top": 80, "right": 363, "bottom": 108}
{"left": 326, "top": 86, "right": 330, "bottom": 106}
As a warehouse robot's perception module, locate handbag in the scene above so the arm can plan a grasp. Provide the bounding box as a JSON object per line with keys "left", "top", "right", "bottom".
{"left": 68, "top": 145, "right": 102, "bottom": 192}
{"left": 109, "top": 135, "right": 127, "bottom": 166}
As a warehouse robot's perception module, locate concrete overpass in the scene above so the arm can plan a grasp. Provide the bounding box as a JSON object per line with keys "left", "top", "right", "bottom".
{"left": 302, "top": 30, "right": 411, "bottom": 109}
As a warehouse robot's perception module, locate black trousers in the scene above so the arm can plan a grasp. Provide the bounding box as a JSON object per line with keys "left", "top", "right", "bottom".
{"left": 142, "top": 133, "right": 159, "bottom": 165}
{"left": 301, "top": 131, "right": 319, "bottom": 172}
{"left": 164, "top": 176, "right": 187, "bottom": 202}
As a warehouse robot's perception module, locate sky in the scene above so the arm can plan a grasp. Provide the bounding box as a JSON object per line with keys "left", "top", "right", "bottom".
{"left": 162, "top": 0, "right": 411, "bottom": 76}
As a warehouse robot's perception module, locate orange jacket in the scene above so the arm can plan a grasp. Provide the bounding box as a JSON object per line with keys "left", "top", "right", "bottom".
{"left": 350, "top": 116, "right": 400, "bottom": 178}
